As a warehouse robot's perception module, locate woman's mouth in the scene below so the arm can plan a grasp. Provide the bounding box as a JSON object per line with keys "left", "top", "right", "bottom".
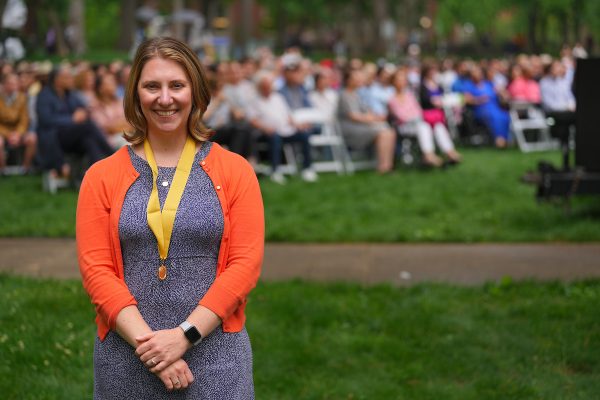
{"left": 154, "top": 110, "right": 177, "bottom": 117}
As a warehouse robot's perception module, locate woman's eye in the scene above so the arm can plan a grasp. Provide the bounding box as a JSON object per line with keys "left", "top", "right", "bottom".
{"left": 172, "top": 82, "right": 185, "bottom": 89}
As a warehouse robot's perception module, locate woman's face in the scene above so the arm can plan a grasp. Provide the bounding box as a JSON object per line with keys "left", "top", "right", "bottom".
{"left": 137, "top": 57, "right": 192, "bottom": 137}
{"left": 471, "top": 66, "right": 483, "bottom": 83}
{"left": 347, "top": 70, "right": 363, "bottom": 89}
{"left": 84, "top": 70, "right": 95, "bottom": 90}
{"left": 392, "top": 71, "right": 407, "bottom": 91}
{"left": 317, "top": 70, "right": 331, "bottom": 91}
{"left": 99, "top": 74, "right": 117, "bottom": 98}
{"left": 511, "top": 65, "right": 522, "bottom": 79}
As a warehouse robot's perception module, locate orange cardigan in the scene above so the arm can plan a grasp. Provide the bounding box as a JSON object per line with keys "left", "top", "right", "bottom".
{"left": 76, "top": 142, "right": 264, "bottom": 341}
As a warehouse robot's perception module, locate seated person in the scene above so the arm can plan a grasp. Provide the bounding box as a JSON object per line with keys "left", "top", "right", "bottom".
{"left": 451, "top": 60, "right": 473, "bottom": 94}
{"left": 338, "top": 68, "right": 396, "bottom": 173}
{"left": 362, "top": 64, "right": 396, "bottom": 119}
{"left": 203, "top": 77, "right": 256, "bottom": 161}
{"left": 540, "top": 60, "right": 576, "bottom": 159}
{"left": 36, "top": 65, "right": 113, "bottom": 179}
{"left": 0, "top": 72, "right": 37, "bottom": 174}
{"left": 91, "top": 73, "right": 131, "bottom": 150}
{"left": 222, "top": 61, "right": 258, "bottom": 130}
{"left": 279, "top": 55, "right": 320, "bottom": 135}
{"left": 462, "top": 65, "right": 511, "bottom": 148}
{"left": 507, "top": 64, "right": 541, "bottom": 104}
{"left": 420, "top": 63, "right": 452, "bottom": 130}
{"left": 249, "top": 71, "right": 318, "bottom": 184}
{"left": 74, "top": 66, "right": 98, "bottom": 108}
{"left": 309, "top": 68, "right": 339, "bottom": 123}
{"left": 390, "top": 68, "right": 461, "bottom": 167}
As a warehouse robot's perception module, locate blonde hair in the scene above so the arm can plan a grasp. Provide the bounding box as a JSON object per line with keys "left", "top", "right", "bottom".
{"left": 123, "top": 37, "right": 212, "bottom": 144}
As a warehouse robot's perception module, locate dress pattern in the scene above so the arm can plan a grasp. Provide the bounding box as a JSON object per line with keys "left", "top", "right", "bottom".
{"left": 93, "top": 142, "right": 254, "bottom": 399}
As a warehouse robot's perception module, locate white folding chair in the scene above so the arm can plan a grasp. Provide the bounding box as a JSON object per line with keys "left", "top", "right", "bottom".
{"left": 292, "top": 108, "right": 350, "bottom": 175}
{"left": 441, "top": 93, "right": 463, "bottom": 139}
{"left": 509, "top": 101, "right": 559, "bottom": 152}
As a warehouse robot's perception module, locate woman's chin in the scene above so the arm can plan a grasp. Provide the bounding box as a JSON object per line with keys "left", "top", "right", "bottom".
{"left": 149, "top": 122, "right": 186, "bottom": 135}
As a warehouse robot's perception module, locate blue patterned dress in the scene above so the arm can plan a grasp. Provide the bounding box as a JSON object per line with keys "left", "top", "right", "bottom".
{"left": 93, "top": 142, "right": 254, "bottom": 399}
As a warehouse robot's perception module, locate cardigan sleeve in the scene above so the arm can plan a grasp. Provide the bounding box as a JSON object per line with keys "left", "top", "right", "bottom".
{"left": 76, "top": 165, "right": 138, "bottom": 330}
{"left": 199, "top": 156, "right": 265, "bottom": 320}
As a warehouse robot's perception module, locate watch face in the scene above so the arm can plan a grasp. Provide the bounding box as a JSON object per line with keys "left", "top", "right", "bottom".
{"left": 185, "top": 326, "right": 202, "bottom": 344}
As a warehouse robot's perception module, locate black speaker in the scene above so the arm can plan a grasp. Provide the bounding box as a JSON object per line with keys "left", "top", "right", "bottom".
{"left": 575, "top": 58, "right": 600, "bottom": 172}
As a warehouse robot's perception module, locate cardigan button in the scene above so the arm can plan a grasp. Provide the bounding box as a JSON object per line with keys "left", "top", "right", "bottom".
{"left": 201, "top": 161, "right": 206, "bottom": 166}
{"left": 216, "top": 185, "right": 221, "bottom": 190}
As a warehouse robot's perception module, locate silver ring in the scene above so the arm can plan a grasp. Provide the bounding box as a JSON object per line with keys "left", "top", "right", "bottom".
{"left": 150, "top": 358, "right": 157, "bottom": 366}
{"left": 174, "top": 380, "right": 181, "bottom": 386}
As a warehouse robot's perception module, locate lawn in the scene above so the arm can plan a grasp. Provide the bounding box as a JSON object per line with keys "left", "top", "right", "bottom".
{"left": 1, "top": 274, "right": 599, "bottom": 399}
{"left": 1, "top": 148, "right": 599, "bottom": 241}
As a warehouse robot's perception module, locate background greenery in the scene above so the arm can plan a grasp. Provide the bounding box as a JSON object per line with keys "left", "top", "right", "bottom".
{"left": 1, "top": 274, "right": 599, "bottom": 399}
{"left": 1, "top": 148, "right": 599, "bottom": 242}
{"left": 19, "top": 0, "right": 600, "bottom": 60}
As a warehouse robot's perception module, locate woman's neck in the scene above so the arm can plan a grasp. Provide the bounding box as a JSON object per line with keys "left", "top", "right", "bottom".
{"left": 144, "top": 131, "right": 190, "bottom": 167}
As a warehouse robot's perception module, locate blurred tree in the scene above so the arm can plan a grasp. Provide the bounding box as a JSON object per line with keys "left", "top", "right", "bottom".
{"left": 118, "top": 0, "right": 137, "bottom": 52}
{"left": 67, "top": 0, "right": 85, "bottom": 54}
{"left": 84, "top": 0, "right": 120, "bottom": 51}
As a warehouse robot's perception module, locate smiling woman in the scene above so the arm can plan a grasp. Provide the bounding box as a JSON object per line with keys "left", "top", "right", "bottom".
{"left": 76, "top": 37, "right": 264, "bottom": 399}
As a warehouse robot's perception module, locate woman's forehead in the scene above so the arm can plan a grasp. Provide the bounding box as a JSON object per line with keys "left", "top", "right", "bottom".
{"left": 139, "top": 57, "right": 189, "bottom": 81}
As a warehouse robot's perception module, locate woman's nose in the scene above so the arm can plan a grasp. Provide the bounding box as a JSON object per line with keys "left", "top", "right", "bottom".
{"left": 158, "top": 87, "right": 173, "bottom": 106}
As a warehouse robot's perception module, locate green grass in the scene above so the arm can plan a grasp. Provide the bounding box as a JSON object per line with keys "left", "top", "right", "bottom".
{"left": 1, "top": 148, "right": 599, "bottom": 241}
{"left": 1, "top": 274, "right": 599, "bottom": 399}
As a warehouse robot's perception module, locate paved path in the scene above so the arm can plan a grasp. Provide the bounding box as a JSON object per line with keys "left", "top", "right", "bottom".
{"left": 1, "top": 238, "right": 599, "bottom": 286}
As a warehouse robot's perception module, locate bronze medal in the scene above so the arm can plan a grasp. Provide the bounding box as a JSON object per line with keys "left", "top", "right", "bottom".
{"left": 158, "top": 264, "right": 167, "bottom": 281}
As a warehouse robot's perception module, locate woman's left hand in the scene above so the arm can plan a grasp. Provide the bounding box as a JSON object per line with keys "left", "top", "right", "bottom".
{"left": 135, "top": 328, "right": 191, "bottom": 372}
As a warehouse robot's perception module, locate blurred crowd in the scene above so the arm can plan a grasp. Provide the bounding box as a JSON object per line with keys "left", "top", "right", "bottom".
{"left": 0, "top": 43, "right": 581, "bottom": 186}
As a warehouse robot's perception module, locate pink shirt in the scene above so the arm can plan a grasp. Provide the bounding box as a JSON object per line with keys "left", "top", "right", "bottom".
{"left": 388, "top": 90, "right": 423, "bottom": 124}
{"left": 508, "top": 78, "right": 541, "bottom": 103}
{"left": 91, "top": 99, "right": 127, "bottom": 134}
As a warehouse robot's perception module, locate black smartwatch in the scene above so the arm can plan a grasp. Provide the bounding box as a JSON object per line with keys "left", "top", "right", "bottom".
{"left": 179, "top": 321, "right": 203, "bottom": 346}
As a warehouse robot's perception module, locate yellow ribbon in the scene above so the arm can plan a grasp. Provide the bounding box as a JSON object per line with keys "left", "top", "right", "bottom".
{"left": 144, "top": 135, "right": 196, "bottom": 280}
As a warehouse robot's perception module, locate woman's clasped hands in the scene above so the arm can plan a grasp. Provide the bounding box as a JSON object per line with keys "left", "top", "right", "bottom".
{"left": 135, "top": 328, "right": 194, "bottom": 391}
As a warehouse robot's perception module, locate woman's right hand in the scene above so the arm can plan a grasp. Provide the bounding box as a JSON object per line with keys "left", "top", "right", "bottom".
{"left": 156, "top": 358, "right": 194, "bottom": 391}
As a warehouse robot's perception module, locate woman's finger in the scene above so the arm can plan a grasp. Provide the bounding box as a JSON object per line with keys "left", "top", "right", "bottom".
{"left": 139, "top": 351, "right": 156, "bottom": 364}
{"left": 145, "top": 356, "right": 159, "bottom": 368}
{"left": 171, "top": 376, "right": 182, "bottom": 390}
{"left": 135, "top": 332, "right": 154, "bottom": 343}
{"left": 184, "top": 368, "right": 194, "bottom": 384}
{"left": 134, "top": 341, "right": 152, "bottom": 357}
{"left": 150, "top": 359, "right": 170, "bottom": 373}
{"left": 177, "top": 373, "right": 188, "bottom": 389}
{"left": 161, "top": 375, "right": 174, "bottom": 391}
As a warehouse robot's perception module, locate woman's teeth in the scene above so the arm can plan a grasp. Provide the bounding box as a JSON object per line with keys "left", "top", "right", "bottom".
{"left": 156, "top": 110, "right": 176, "bottom": 116}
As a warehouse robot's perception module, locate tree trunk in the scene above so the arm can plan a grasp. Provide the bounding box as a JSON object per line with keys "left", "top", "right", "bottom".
{"left": 0, "top": 0, "right": 8, "bottom": 18}
{"left": 561, "top": 11, "right": 570, "bottom": 46}
{"left": 341, "top": 2, "right": 358, "bottom": 57}
{"left": 68, "top": 0, "right": 86, "bottom": 55}
{"left": 372, "top": 0, "right": 388, "bottom": 56}
{"left": 240, "top": 0, "right": 253, "bottom": 55}
{"left": 173, "top": 0, "right": 185, "bottom": 41}
{"left": 118, "top": 0, "right": 136, "bottom": 51}
{"left": 572, "top": 0, "right": 583, "bottom": 43}
{"left": 48, "top": 9, "right": 69, "bottom": 56}
{"left": 527, "top": 1, "right": 539, "bottom": 53}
